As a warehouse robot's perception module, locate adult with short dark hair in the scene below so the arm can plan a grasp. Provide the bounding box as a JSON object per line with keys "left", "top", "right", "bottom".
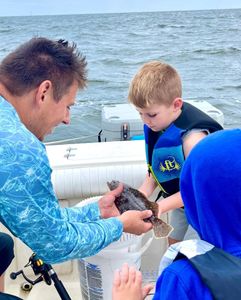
{"left": 0, "top": 37, "right": 153, "bottom": 265}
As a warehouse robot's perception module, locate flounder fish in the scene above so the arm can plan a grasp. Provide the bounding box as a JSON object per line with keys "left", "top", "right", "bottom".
{"left": 107, "top": 180, "right": 173, "bottom": 238}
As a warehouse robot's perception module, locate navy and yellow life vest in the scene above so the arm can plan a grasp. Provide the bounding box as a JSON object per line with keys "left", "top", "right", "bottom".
{"left": 144, "top": 102, "right": 223, "bottom": 197}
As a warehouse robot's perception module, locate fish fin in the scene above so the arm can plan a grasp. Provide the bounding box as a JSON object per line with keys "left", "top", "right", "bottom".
{"left": 152, "top": 218, "right": 173, "bottom": 239}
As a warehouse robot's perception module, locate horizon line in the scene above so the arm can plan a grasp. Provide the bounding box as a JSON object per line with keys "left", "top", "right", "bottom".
{"left": 0, "top": 7, "right": 240, "bottom": 18}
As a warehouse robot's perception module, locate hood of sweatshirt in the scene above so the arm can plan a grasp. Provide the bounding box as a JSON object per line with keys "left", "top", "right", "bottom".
{"left": 180, "top": 129, "right": 241, "bottom": 257}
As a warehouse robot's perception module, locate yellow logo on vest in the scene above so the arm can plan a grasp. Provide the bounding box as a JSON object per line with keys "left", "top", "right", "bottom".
{"left": 160, "top": 156, "right": 181, "bottom": 172}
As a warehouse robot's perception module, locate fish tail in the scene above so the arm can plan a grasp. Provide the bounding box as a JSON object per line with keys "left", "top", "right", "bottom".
{"left": 153, "top": 218, "right": 173, "bottom": 239}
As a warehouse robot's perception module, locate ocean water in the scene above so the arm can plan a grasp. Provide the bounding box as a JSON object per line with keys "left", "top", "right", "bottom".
{"left": 0, "top": 9, "right": 241, "bottom": 143}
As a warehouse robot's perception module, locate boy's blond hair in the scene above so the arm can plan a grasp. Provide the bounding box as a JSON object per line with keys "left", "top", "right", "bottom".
{"left": 128, "top": 61, "right": 182, "bottom": 108}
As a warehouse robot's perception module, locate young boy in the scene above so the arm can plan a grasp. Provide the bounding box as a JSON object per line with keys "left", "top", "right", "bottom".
{"left": 112, "top": 129, "right": 241, "bottom": 300}
{"left": 128, "top": 61, "right": 222, "bottom": 244}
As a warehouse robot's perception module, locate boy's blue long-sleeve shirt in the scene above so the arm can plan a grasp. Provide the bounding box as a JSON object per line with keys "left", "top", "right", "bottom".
{"left": 153, "top": 258, "right": 213, "bottom": 300}
{"left": 0, "top": 96, "right": 123, "bottom": 263}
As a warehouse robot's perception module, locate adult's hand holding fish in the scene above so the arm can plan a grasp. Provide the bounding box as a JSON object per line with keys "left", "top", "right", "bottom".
{"left": 98, "top": 182, "right": 124, "bottom": 218}
{"left": 117, "top": 210, "right": 153, "bottom": 235}
{"left": 107, "top": 180, "right": 174, "bottom": 238}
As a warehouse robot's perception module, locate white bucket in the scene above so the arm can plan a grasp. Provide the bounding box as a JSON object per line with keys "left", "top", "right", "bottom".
{"left": 76, "top": 196, "right": 152, "bottom": 300}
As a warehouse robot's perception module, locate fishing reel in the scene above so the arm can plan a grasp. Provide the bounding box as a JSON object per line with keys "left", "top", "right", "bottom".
{"left": 10, "top": 253, "right": 71, "bottom": 300}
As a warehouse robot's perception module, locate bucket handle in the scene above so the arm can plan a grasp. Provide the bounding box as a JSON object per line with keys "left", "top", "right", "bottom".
{"left": 95, "top": 233, "right": 154, "bottom": 259}
{"left": 139, "top": 233, "right": 153, "bottom": 255}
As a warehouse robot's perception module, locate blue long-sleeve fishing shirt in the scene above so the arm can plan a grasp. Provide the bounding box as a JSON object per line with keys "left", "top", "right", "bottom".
{"left": 0, "top": 96, "right": 123, "bottom": 264}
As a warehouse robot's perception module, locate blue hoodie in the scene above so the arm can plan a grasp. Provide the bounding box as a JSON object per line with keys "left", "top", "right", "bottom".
{"left": 153, "top": 129, "right": 241, "bottom": 300}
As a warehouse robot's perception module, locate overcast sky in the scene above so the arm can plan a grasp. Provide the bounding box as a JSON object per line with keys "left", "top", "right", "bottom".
{"left": 0, "top": 0, "right": 240, "bottom": 17}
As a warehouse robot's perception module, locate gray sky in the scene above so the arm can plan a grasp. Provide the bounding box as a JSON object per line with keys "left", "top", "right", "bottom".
{"left": 0, "top": 0, "right": 241, "bottom": 17}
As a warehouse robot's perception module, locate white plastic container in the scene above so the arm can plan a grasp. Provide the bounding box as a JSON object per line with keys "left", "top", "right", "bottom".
{"left": 76, "top": 196, "right": 152, "bottom": 300}
{"left": 101, "top": 103, "right": 143, "bottom": 141}
{"left": 101, "top": 100, "right": 224, "bottom": 141}
{"left": 46, "top": 140, "right": 146, "bottom": 200}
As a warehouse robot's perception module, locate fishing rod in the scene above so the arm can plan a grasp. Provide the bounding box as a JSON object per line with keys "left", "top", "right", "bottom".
{"left": 10, "top": 253, "right": 71, "bottom": 300}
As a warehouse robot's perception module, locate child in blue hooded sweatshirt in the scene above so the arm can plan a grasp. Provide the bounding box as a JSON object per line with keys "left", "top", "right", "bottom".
{"left": 112, "top": 129, "right": 241, "bottom": 300}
